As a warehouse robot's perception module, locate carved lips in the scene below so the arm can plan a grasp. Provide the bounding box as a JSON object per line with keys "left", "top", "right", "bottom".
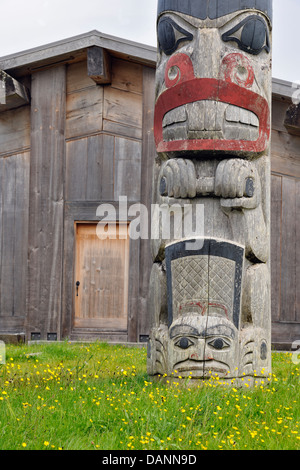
{"left": 154, "top": 53, "right": 270, "bottom": 155}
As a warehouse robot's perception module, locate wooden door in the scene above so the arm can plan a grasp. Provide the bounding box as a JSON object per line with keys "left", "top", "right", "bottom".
{"left": 74, "top": 223, "right": 129, "bottom": 331}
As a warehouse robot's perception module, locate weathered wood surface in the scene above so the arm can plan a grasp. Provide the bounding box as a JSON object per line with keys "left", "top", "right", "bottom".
{"left": 66, "top": 57, "right": 143, "bottom": 141}
{"left": 138, "top": 65, "right": 156, "bottom": 340}
{"left": 0, "top": 30, "right": 157, "bottom": 79}
{"left": 74, "top": 223, "right": 129, "bottom": 331}
{"left": 0, "top": 153, "right": 30, "bottom": 330}
{"left": 26, "top": 66, "right": 66, "bottom": 340}
{"left": 61, "top": 202, "right": 141, "bottom": 341}
{"left": 0, "top": 71, "right": 30, "bottom": 112}
{"left": 87, "top": 46, "right": 111, "bottom": 84}
{"left": 270, "top": 174, "right": 300, "bottom": 346}
{"left": 0, "top": 106, "right": 30, "bottom": 157}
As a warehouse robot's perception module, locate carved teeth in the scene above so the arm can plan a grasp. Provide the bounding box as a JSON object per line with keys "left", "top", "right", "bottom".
{"left": 162, "top": 100, "right": 260, "bottom": 142}
{"left": 225, "top": 105, "right": 259, "bottom": 127}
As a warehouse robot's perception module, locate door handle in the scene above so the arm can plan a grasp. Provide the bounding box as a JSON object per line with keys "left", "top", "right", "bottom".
{"left": 76, "top": 281, "right": 80, "bottom": 296}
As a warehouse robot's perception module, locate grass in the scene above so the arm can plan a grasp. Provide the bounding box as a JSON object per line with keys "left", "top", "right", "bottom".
{"left": 0, "top": 341, "right": 299, "bottom": 450}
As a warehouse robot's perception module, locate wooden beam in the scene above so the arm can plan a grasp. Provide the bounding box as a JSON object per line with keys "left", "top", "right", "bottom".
{"left": 284, "top": 103, "right": 300, "bottom": 136}
{"left": 87, "top": 46, "right": 111, "bottom": 84}
{"left": 0, "top": 71, "right": 30, "bottom": 111}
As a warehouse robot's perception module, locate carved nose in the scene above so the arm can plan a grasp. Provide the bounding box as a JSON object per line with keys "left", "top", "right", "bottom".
{"left": 193, "top": 29, "right": 220, "bottom": 78}
{"left": 189, "top": 339, "right": 206, "bottom": 360}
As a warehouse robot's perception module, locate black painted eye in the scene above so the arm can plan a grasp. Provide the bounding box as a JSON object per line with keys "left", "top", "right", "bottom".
{"left": 174, "top": 337, "right": 194, "bottom": 350}
{"left": 222, "top": 15, "right": 270, "bottom": 55}
{"left": 158, "top": 17, "right": 193, "bottom": 56}
{"left": 208, "top": 338, "right": 230, "bottom": 350}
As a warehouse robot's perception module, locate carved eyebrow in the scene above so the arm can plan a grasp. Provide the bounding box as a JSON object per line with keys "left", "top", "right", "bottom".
{"left": 221, "top": 15, "right": 270, "bottom": 55}
{"left": 205, "top": 326, "right": 235, "bottom": 339}
{"left": 170, "top": 324, "right": 235, "bottom": 339}
{"left": 170, "top": 325, "right": 199, "bottom": 339}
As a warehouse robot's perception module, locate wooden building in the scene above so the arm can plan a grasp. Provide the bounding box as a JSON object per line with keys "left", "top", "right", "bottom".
{"left": 0, "top": 31, "right": 298, "bottom": 348}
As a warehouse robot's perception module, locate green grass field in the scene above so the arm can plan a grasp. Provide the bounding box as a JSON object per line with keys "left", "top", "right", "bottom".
{"left": 0, "top": 341, "right": 299, "bottom": 450}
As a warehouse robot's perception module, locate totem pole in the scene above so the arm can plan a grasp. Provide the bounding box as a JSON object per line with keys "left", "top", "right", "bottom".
{"left": 147, "top": 0, "right": 272, "bottom": 385}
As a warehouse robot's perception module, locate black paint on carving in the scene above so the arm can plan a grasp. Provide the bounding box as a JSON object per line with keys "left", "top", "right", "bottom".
{"left": 222, "top": 16, "right": 270, "bottom": 55}
{"left": 158, "top": 17, "right": 194, "bottom": 55}
{"left": 165, "top": 239, "right": 244, "bottom": 330}
{"left": 157, "top": 0, "right": 272, "bottom": 23}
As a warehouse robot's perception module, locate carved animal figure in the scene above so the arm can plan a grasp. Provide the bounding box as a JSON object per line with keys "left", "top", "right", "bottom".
{"left": 147, "top": 0, "right": 272, "bottom": 385}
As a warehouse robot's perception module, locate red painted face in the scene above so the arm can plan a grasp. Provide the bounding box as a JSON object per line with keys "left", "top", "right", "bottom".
{"left": 154, "top": 12, "right": 272, "bottom": 157}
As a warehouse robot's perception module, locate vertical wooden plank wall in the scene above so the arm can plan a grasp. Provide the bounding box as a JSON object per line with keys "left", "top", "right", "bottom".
{"left": 271, "top": 98, "right": 300, "bottom": 348}
{"left": 26, "top": 66, "right": 66, "bottom": 340}
{"left": 0, "top": 105, "right": 30, "bottom": 334}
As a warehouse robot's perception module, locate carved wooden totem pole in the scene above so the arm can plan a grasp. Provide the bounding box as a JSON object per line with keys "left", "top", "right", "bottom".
{"left": 147, "top": 0, "right": 273, "bottom": 385}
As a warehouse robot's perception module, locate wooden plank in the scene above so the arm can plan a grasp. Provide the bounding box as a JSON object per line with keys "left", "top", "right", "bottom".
{"left": 66, "top": 86, "right": 103, "bottom": 140}
{"left": 26, "top": 65, "right": 66, "bottom": 340}
{"left": 0, "top": 156, "right": 16, "bottom": 316}
{"left": 87, "top": 46, "right": 111, "bottom": 84}
{"left": 103, "top": 120, "right": 142, "bottom": 140}
{"left": 271, "top": 153, "right": 300, "bottom": 179}
{"left": 86, "top": 135, "right": 103, "bottom": 200}
{"left": 272, "top": 322, "right": 300, "bottom": 346}
{"left": 138, "top": 65, "right": 156, "bottom": 339}
{"left": 270, "top": 174, "right": 282, "bottom": 323}
{"left": 114, "top": 137, "right": 142, "bottom": 200}
{"left": 0, "top": 153, "right": 30, "bottom": 320}
{"left": 280, "top": 176, "right": 296, "bottom": 322}
{"left": 67, "top": 61, "right": 96, "bottom": 94}
{"left": 12, "top": 153, "right": 30, "bottom": 318}
{"left": 65, "top": 134, "right": 115, "bottom": 201}
{"left": 296, "top": 179, "right": 300, "bottom": 323}
{"left": 74, "top": 318, "right": 127, "bottom": 330}
{"left": 101, "top": 134, "right": 115, "bottom": 200}
{"left": 65, "top": 138, "right": 88, "bottom": 201}
{"left": 0, "top": 106, "right": 30, "bottom": 156}
{"left": 271, "top": 130, "right": 300, "bottom": 178}
{"left": 103, "top": 86, "right": 143, "bottom": 133}
{"left": 111, "top": 58, "right": 143, "bottom": 94}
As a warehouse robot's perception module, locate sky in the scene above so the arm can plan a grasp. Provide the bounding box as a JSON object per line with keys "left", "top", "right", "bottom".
{"left": 0, "top": 0, "right": 298, "bottom": 83}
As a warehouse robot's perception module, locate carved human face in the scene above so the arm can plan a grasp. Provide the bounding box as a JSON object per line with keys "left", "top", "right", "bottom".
{"left": 168, "top": 315, "right": 239, "bottom": 379}
{"left": 154, "top": 6, "right": 272, "bottom": 158}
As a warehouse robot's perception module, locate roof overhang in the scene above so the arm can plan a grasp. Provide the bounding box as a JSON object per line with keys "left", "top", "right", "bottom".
{"left": 0, "top": 30, "right": 295, "bottom": 103}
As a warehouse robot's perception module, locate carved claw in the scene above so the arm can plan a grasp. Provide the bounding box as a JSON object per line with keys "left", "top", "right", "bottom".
{"left": 159, "top": 158, "right": 197, "bottom": 199}
{"left": 215, "top": 159, "right": 261, "bottom": 210}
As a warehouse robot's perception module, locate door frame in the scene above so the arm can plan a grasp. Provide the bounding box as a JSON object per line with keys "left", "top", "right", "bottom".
{"left": 61, "top": 201, "right": 140, "bottom": 342}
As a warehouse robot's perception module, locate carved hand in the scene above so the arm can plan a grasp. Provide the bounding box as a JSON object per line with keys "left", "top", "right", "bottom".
{"left": 215, "top": 159, "right": 261, "bottom": 210}
{"left": 159, "top": 158, "right": 197, "bottom": 199}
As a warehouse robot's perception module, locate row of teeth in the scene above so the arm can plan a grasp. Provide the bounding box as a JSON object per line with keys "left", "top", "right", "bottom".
{"left": 162, "top": 101, "right": 259, "bottom": 141}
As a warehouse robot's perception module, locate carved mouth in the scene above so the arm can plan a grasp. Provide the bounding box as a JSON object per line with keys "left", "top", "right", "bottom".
{"left": 154, "top": 78, "right": 270, "bottom": 154}
{"left": 162, "top": 101, "right": 259, "bottom": 142}
{"left": 174, "top": 359, "right": 230, "bottom": 378}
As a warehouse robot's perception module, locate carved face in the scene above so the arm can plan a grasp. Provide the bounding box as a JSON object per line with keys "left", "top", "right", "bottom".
{"left": 154, "top": 1, "right": 272, "bottom": 157}
{"left": 169, "top": 315, "right": 239, "bottom": 379}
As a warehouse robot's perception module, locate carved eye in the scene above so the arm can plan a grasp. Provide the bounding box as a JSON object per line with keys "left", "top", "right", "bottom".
{"left": 174, "top": 337, "right": 194, "bottom": 350}
{"left": 158, "top": 17, "right": 193, "bottom": 56}
{"left": 208, "top": 338, "right": 230, "bottom": 350}
{"left": 222, "top": 15, "right": 270, "bottom": 55}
